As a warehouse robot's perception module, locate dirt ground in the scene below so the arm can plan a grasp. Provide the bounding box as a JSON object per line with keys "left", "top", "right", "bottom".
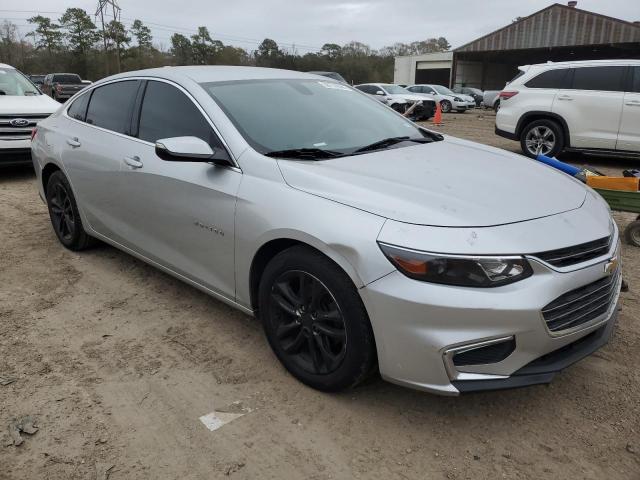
{"left": 1, "top": 112, "right": 639, "bottom": 480}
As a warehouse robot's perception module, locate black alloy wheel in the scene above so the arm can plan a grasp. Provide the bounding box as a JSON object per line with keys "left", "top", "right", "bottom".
{"left": 268, "top": 270, "right": 347, "bottom": 375}
{"left": 46, "top": 170, "right": 95, "bottom": 250}
{"left": 259, "top": 246, "right": 377, "bottom": 391}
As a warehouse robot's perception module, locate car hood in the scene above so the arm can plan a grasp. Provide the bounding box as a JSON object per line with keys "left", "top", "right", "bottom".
{"left": 0, "top": 94, "right": 60, "bottom": 114}
{"left": 277, "top": 136, "right": 587, "bottom": 227}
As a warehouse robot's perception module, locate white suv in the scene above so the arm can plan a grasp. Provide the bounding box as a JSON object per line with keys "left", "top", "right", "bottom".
{"left": 496, "top": 59, "right": 640, "bottom": 158}
{"left": 0, "top": 63, "right": 60, "bottom": 167}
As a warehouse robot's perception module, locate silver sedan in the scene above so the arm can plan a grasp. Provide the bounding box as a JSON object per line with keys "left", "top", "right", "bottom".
{"left": 31, "top": 67, "right": 621, "bottom": 395}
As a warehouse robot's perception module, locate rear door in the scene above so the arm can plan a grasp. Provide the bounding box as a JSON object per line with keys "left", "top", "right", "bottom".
{"left": 61, "top": 79, "right": 142, "bottom": 236}
{"left": 107, "top": 79, "right": 241, "bottom": 297}
{"left": 551, "top": 65, "right": 626, "bottom": 149}
{"left": 616, "top": 66, "right": 640, "bottom": 152}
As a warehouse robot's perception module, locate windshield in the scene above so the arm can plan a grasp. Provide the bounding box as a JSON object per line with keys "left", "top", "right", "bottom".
{"left": 201, "top": 79, "right": 430, "bottom": 155}
{"left": 0, "top": 68, "right": 40, "bottom": 96}
{"left": 432, "top": 85, "right": 455, "bottom": 95}
{"left": 53, "top": 74, "right": 82, "bottom": 84}
{"left": 381, "top": 84, "right": 409, "bottom": 95}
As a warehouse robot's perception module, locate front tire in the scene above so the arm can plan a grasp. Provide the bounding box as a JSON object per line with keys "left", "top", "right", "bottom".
{"left": 258, "top": 246, "right": 377, "bottom": 391}
{"left": 625, "top": 220, "right": 640, "bottom": 248}
{"left": 46, "top": 170, "right": 95, "bottom": 251}
{"left": 520, "top": 119, "right": 565, "bottom": 158}
{"left": 440, "top": 100, "right": 452, "bottom": 113}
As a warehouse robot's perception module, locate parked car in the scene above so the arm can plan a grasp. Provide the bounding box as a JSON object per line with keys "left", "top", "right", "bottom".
{"left": 0, "top": 63, "right": 60, "bottom": 167}
{"left": 405, "top": 84, "right": 468, "bottom": 113}
{"left": 483, "top": 90, "right": 501, "bottom": 110}
{"left": 453, "top": 86, "right": 483, "bottom": 107}
{"left": 32, "top": 66, "right": 621, "bottom": 395}
{"left": 354, "top": 83, "right": 435, "bottom": 120}
{"left": 307, "top": 71, "right": 347, "bottom": 83}
{"left": 29, "top": 74, "right": 46, "bottom": 88}
{"left": 43, "top": 73, "right": 87, "bottom": 102}
{"left": 496, "top": 59, "right": 640, "bottom": 158}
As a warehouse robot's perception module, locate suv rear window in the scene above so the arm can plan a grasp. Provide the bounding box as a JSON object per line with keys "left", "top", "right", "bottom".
{"left": 571, "top": 66, "right": 626, "bottom": 92}
{"left": 53, "top": 74, "right": 82, "bottom": 84}
{"left": 525, "top": 69, "right": 571, "bottom": 89}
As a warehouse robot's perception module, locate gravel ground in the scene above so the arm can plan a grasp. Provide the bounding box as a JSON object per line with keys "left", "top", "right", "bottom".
{"left": 1, "top": 112, "right": 639, "bottom": 479}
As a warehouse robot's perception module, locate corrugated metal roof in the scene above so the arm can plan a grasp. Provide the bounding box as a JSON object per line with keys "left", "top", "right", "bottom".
{"left": 455, "top": 3, "right": 640, "bottom": 52}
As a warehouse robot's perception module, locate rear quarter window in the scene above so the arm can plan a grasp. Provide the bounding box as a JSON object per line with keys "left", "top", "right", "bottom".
{"left": 525, "top": 69, "right": 571, "bottom": 89}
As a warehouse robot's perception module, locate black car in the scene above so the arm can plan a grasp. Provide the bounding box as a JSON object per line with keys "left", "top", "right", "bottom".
{"left": 453, "top": 86, "right": 484, "bottom": 107}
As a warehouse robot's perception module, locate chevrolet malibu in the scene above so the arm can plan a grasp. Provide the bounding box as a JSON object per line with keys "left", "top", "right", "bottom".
{"left": 31, "top": 67, "right": 622, "bottom": 395}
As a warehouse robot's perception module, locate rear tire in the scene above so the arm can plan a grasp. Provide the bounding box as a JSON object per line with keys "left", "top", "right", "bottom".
{"left": 46, "top": 170, "right": 95, "bottom": 251}
{"left": 519, "top": 119, "right": 565, "bottom": 158}
{"left": 258, "top": 246, "right": 377, "bottom": 392}
{"left": 625, "top": 220, "right": 640, "bottom": 248}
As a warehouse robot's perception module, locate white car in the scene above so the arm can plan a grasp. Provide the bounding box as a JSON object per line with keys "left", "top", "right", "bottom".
{"left": 354, "top": 83, "right": 436, "bottom": 119}
{"left": 0, "top": 63, "right": 60, "bottom": 167}
{"left": 405, "top": 84, "right": 468, "bottom": 113}
{"left": 496, "top": 59, "right": 640, "bottom": 157}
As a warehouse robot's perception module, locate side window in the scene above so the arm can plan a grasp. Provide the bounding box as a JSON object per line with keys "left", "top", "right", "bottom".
{"left": 67, "top": 92, "right": 90, "bottom": 121}
{"left": 85, "top": 80, "right": 139, "bottom": 134}
{"left": 572, "top": 66, "right": 626, "bottom": 92}
{"left": 632, "top": 66, "right": 640, "bottom": 93}
{"left": 137, "top": 81, "right": 223, "bottom": 149}
{"left": 355, "top": 85, "right": 368, "bottom": 93}
{"left": 525, "top": 69, "right": 571, "bottom": 89}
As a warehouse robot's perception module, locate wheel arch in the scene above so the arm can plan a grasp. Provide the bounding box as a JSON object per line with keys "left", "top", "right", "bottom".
{"left": 248, "top": 235, "right": 365, "bottom": 313}
{"left": 516, "top": 112, "right": 571, "bottom": 146}
{"left": 41, "top": 162, "right": 62, "bottom": 193}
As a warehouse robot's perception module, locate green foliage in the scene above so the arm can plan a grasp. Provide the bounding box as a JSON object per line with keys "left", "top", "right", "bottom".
{"left": 0, "top": 9, "right": 450, "bottom": 85}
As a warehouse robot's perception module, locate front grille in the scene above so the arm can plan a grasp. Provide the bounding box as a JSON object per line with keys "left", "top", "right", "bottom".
{"left": 0, "top": 114, "right": 50, "bottom": 139}
{"left": 533, "top": 236, "right": 612, "bottom": 268}
{"left": 542, "top": 268, "right": 620, "bottom": 332}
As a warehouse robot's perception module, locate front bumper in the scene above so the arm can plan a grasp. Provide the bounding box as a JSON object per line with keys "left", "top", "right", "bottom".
{"left": 0, "top": 139, "right": 32, "bottom": 166}
{"left": 360, "top": 239, "right": 621, "bottom": 395}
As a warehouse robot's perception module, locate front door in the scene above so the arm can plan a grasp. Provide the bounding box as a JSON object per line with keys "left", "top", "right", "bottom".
{"left": 616, "top": 66, "right": 640, "bottom": 152}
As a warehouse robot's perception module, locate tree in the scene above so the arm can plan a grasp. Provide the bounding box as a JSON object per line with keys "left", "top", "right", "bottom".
{"left": 130, "top": 19, "right": 153, "bottom": 50}
{"left": 190, "top": 27, "right": 223, "bottom": 64}
{"left": 320, "top": 43, "right": 342, "bottom": 60}
{"left": 105, "top": 20, "right": 130, "bottom": 71}
{"left": 27, "top": 15, "right": 63, "bottom": 55}
{"left": 256, "top": 38, "right": 282, "bottom": 67}
{"left": 0, "top": 21, "right": 21, "bottom": 67}
{"left": 170, "top": 33, "right": 192, "bottom": 65}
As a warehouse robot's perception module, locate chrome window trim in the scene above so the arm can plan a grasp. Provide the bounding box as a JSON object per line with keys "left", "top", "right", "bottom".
{"left": 62, "top": 76, "right": 241, "bottom": 171}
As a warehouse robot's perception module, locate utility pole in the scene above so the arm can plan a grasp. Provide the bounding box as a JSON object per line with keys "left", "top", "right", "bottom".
{"left": 95, "top": 0, "right": 122, "bottom": 73}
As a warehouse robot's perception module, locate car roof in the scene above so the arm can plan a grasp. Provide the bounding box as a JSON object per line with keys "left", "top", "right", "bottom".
{"left": 106, "top": 66, "right": 324, "bottom": 85}
{"left": 524, "top": 59, "right": 640, "bottom": 69}
{"left": 0, "top": 63, "right": 16, "bottom": 69}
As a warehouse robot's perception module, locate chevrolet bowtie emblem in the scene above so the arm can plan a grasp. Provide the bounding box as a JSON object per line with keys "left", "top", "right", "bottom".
{"left": 604, "top": 257, "right": 618, "bottom": 275}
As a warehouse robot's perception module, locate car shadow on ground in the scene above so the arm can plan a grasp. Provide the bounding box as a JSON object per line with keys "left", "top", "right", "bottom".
{"left": 0, "top": 165, "right": 36, "bottom": 183}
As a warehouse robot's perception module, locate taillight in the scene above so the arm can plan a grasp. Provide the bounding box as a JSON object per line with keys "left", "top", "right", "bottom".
{"left": 499, "top": 91, "right": 518, "bottom": 100}
{"left": 31, "top": 127, "right": 37, "bottom": 141}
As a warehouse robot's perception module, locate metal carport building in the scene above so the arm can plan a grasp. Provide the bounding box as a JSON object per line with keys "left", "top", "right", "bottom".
{"left": 394, "top": 2, "right": 640, "bottom": 89}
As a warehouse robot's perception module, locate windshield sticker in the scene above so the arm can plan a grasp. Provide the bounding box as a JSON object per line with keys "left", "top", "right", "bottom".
{"left": 317, "top": 81, "right": 351, "bottom": 91}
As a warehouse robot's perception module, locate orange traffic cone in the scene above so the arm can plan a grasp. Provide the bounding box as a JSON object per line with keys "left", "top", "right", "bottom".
{"left": 432, "top": 101, "right": 443, "bottom": 126}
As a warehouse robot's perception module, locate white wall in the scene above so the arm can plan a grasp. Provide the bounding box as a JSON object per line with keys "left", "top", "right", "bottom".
{"left": 394, "top": 52, "right": 453, "bottom": 84}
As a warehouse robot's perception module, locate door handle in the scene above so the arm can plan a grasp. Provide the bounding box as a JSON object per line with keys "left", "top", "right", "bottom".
{"left": 557, "top": 95, "right": 573, "bottom": 101}
{"left": 124, "top": 156, "right": 143, "bottom": 169}
{"left": 66, "top": 137, "right": 81, "bottom": 148}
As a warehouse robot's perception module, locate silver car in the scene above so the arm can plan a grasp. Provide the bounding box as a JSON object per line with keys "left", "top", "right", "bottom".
{"left": 32, "top": 67, "right": 622, "bottom": 395}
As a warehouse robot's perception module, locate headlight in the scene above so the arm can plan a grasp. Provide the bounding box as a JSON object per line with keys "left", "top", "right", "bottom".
{"left": 453, "top": 97, "right": 462, "bottom": 102}
{"left": 378, "top": 243, "right": 533, "bottom": 287}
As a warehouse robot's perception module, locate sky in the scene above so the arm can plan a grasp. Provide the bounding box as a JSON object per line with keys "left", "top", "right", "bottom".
{"left": 3, "top": 0, "right": 640, "bottom": 53}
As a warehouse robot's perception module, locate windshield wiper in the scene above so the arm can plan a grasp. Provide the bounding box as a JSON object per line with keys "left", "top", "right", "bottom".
{"left": 352, "top": 136, "right": 432, "bottom": 154}
{"left": 264, "top": 148, "right": 343, "bottom": 160}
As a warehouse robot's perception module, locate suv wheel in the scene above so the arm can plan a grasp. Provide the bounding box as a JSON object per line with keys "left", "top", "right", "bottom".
{"left": 440, "top": 100, "right": 452, "bottom": 113}
{"left": 46, "top": 170, "right": 95, "bottom": 250}
{"left": 520, "top": 119, "right": 564, "bottom": 158}
{"left": 258, "top": 246, "right": 377, "bottom": 391}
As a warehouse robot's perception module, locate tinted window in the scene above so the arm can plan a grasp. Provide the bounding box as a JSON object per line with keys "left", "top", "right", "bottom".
{"left": 572, "top": 66, "right": 626, "bottom": 92}
{"left": 525, "top": 69, "right": 571, "bottom": 89}
{"left": 67, "top": 93, "right": 90, "bottom": 121}
{"left": 138, "top": 81, "right": 222, "bottom": 149}
{"left": 632, "top": 67, "right": 640, "bottom": 93}
{"left": 53, "top": 74, "right": 82, "bottom": 84}
{"left": 86, "top": 81, "right": 139, "bottom": 134}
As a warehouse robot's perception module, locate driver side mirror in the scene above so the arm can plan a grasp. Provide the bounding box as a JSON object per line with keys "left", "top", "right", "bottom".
{"left": 375, "top": 90, "right": 385, "bottom": 95}
{"left": 155, "top": 136, "right": 233, "bottom": 167}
